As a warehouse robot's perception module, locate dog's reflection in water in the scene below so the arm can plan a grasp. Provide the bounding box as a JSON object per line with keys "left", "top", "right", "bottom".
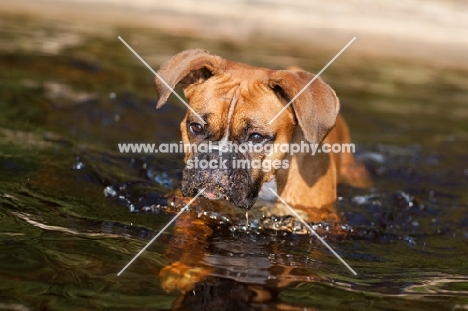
{"left": 158, "top": 199, "right": 341, "bottom": 310}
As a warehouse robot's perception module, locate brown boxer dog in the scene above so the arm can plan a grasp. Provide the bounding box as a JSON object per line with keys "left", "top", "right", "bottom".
{"left": 154, "top": 49, "right": 371, "bottom": 296}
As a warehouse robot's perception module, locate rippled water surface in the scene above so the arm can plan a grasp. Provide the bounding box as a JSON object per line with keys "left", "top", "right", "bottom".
{"left": 1, "top": 14, "right": 468, "bottom": 310}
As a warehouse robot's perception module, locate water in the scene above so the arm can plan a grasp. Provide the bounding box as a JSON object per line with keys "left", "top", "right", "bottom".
{"left": 1, "top": 13, "right": 468, "bottom": 310}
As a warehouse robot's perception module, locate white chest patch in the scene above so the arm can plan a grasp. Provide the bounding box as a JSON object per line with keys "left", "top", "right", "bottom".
{"left": 257, "top": 178, "right": 278, "bottom": 202}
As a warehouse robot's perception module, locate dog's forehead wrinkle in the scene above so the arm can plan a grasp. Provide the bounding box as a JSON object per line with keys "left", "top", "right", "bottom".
{"left": 200, "top": 76, "right": 239, "bottom": 102}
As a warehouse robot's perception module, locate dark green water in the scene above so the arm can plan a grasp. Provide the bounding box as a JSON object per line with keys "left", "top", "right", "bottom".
{"left": 1, "top": 13, "right": 468, "bottom": 310}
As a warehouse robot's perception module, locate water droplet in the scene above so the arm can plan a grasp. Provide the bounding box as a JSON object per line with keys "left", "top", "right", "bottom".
{"left": 352, "top": 196, "right": 368, "bottom": 205}
{"left": 72, "top": 161, "right": 85, "bottom": 170}
{"left": 103, "top": 186, "right": 117, "bottom": 197}
{"left": 147, "top": 169, "right": 173, "bottom": 188}
{"left": 404, "top": 235, "right": 416, "bottom": 245}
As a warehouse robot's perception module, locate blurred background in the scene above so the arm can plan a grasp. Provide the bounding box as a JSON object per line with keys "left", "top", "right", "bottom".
{"left": 0, "top": 1, "right": 467, "bottom": 310}
{"left": 2, "top": 0, "right": 468, "bottom": 61}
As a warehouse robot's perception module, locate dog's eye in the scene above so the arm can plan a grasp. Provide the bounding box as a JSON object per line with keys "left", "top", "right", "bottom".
{"left": 248, "top": 133, "right": 264, "bottom": 144}
{"left": 190, "top": 122, "right": 204, "bottom": 134}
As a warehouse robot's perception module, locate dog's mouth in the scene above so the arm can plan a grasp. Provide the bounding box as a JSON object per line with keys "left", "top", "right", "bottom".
{"left": 180, "top": 152, "right": 258, "bottom": 210}
{"left": 182, "top": 175, "right": 257, "bottom": 209}
{"left": 203, "top": 191, "right": 229, "bottom": 201}
{"left": 203, "top": 191, "right": 219, "bottom": 200}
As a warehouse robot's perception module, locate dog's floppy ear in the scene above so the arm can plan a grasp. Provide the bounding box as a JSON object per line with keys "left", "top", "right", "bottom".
{"left": 155, "top": 49, "right": 224, "bottom": 109}
{"left": 268, "top": 70, "right": 340, "bottom": 144}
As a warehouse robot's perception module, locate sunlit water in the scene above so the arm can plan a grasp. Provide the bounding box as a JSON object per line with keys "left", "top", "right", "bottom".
{"left": 1, "top": 14, "right": 468, "bottom": 310}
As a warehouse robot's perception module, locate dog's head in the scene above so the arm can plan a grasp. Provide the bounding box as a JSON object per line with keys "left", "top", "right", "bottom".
{"left": 155, "top": 49, "right": 339, "bottom": 209}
